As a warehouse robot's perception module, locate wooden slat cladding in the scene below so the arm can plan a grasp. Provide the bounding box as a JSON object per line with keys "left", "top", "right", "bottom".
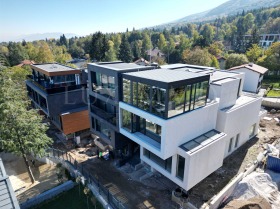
{"left": 60, "top": 110, "right": 90, "bottom": 135}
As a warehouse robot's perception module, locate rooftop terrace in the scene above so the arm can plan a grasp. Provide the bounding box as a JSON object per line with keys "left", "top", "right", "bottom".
{"left": 89, "top": 61, "right": 151, "bottom": 71}
{"left": 31, "top": 63, "right": 81, "bottom": 76}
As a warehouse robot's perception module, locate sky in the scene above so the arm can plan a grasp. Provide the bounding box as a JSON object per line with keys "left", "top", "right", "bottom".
{"left": 0, "top": 0, "right": 229, "bottom": 42}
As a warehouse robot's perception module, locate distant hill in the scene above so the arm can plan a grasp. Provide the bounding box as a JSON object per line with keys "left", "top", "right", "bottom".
{"left": 10, "top": 33, "right": 79, "bottom": 42}
{"left": 153, "top": 0, "right": 280, "bottom": 29}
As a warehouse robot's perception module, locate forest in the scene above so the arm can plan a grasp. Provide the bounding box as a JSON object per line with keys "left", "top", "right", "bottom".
{"left": 0, "top": 5, "right": 280, "bottom": 71}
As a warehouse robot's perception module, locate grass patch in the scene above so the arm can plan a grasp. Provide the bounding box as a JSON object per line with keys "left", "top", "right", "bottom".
{"left": 33, "top": 185, "right": 103, "bottom": 209}
{"left": 263, "top": 79, "right": 280, "bottom": 88}
{"left": 267, "top": 89, "right": 280, "bottom": 97}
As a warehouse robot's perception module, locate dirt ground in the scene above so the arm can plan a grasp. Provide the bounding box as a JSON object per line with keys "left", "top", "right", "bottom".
{"left": 0, "top": 152, "right": 64, "bottom": 204}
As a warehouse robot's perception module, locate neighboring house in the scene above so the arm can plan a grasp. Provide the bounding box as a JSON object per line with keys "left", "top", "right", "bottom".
{"left": 241, "top": 34, "right": 280, "bottom": 49}
{"left": 134, "top": 58, "right": 150, "bottom": 66}
{"left": 216, "top": 56, "right": 226, "bottom": 69}
{"left": 146, "top": 47, "right": 165, "bottom": 62}
{"left": 26, "top": 63, "right": 90, "bottom": 138}
{"left": 259, "top": 34, "right": 280, "bottom": 48}
{"left": 0, "top": 158, "right": 20, "bottom": 209}
{"left": 87, "top": 61, "right": 155, "bottom": 152}
{"left": 87, "top": 61, "right": 264, "bottom": 191}
{"left": 229, "top": 63, "right": 268, "bottom": 93}
{"left": 16, "top": 59, "right": 35, "bottom": 67}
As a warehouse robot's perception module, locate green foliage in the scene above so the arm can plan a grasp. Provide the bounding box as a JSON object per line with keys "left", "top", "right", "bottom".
{"left": 246, "top": 44, "right": 263, "bottom": 62}
{"left": 7, "top": 42, "right": 29, "bottom": 66}
{"left": 182, "top": 47, "right": 213, "bottom": 66}
{"left": 0, "top": 67, "right": 52, "bottom": 182}
{"left": 225, "top": 53, "right": 249, "bottom": 69}
{"left": 90, "top": 32, "right": 109, "bottom": 61}
{"left": 104, "top": 40, "right": 117, "bottom": 61}
{"left": 158, "top": 34, "right": 167, "bottom": 51}
{"left": 257, "top": 42, "right": 280, "bottom": 72}
{"left": 118, "top": 34, "right": 133, "bottom": 63}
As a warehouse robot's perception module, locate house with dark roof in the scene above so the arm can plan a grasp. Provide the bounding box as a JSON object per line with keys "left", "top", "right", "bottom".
{"left": 229, "top": 63, "right": 268, "bottom": 93}
{"left": 0, "top": 159, "right": 20, "bottom": 209}
{"left": 26, "top": 63, "right": 90, "bottom": 138}
{"left": 145, "top": 47, "right": 165, "bottom": 62}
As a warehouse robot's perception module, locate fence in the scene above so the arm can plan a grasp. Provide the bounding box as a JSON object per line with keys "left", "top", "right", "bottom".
{"left": 46, "top": 148, "right": 128, "bottom": 209}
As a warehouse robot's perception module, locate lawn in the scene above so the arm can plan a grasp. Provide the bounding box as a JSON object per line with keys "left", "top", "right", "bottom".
{"left": 34, "top": 186, "right": 103, "bottom": 209}
{"left": 267, "top": 89, "right": 280, "bottom": 97}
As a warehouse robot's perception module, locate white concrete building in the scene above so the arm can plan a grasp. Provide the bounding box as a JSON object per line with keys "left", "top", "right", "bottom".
{"left": 259, "top": 34, "right": 280, "bottom": 49}
{"left": 119, "top": 64, "right": 265, "bottom": 191}
{"left": 229, "top": 63, "right": 268, "bottom": 93}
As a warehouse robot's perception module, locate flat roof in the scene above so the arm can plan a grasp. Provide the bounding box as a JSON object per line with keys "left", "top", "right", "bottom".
{"left": 221, "top": 95, "right": 259, "bottom": 112}
{"left": 31, "top": 63, "right": 81, "bottom": 76}
{"left": 161, "top": 63, "right": 215, "bottom": 70}
{"left": 0, "top": 159, "right": 20, "bottom": 209}
{"left": 89, "top": 61, "right": 151, "bottom": 71}
{"left": 212, "top": 77, "right": 237, "bottom": 85}
{"left": 180, "top": 130, "right": 226, "bottom": 154}
{"left": 124, "top": 69, "right": 208, "bottom": 83}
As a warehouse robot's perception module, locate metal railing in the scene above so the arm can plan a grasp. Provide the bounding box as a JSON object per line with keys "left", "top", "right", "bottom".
{"left": 47, "top": 148, "right": 128, "bottom": 209}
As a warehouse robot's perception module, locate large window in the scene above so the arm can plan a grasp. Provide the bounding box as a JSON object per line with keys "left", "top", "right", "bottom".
{"left": 144, "top": 149, "right": 172, "bottom": 173}
{"left": 122, "top": 78, "right": 208, "bottom": 119}
{"left": 92, "top": 72, "right": 115, "bottom": 98}
{"left": 90, "top": 96, "right": 116, "bottom": 125}
{"left": 96, "top": 120, "right": 111, "bottom": 140}
{"left": 168, "top": 86, "right": 185, "bottom": 117}
{"left": 151, "top": 87, "right": 166, "bottom": 118}
{"left": 176, "top": 155, "right": 185, "bottom": 180}
{"left": 123, "top": 79, "right": 131, "bottom": 103}
{"left": 249, "top": 124, "right": 256, "bottom": 138}
{"left": 121, "top": 109, "right": 161, "bottom": 145}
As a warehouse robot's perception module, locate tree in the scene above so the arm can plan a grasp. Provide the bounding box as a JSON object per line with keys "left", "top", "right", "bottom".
{"left": 118, "top": 34, "right": 133, "bottom": 63}
{"left": 225, "top": 53, "right": 249, "bottom": 69}
{"left": 257, "top": 42, "right": 280, "bottom": 73}
{"left": 208, "top": 42, "right": 224, "bottom": 57}
{"left": 52, "top": 45, "right": 72, "bottom": 64}
{"left": 90, "top": 32, "right": 109, "bottom": 61}
{"left": 25, "top": 43, "right": 38, "bottom": 61}
{"left": 158, "top": 34, "right": 166, "bottom": 51}
{"left": 182, "top": 47, "right": 213, "bottom": 66}
{"left": 104, "top": 40, "right": 117, "bottom": 61}
{"left": 131, "top": 41, "right": 141, "bottom": 60}
{"left": 59, "top": 34, "right": 68, "bottom": 48}
{"left": 36, "top": 42, "right": 54, "bottom": 63}
{"left": 199, "top": 24, "right": 215, "bottom": 47}
{"left": 0, "top": 67, "right": 52, "bottom": 183}
{"left": 141, "top": 32, "right": 152, "bottom": 57}
{"left": 7, "top": 42, "right": 29, "bottom": 66}
{"left": 246, "top": 44, "right": 263, "bottom": 62}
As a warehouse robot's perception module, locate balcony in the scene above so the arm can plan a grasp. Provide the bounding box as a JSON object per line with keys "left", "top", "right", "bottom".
{"left": 26, "top": 75, "right": 84, "bottom": 94}
{"left": 90, "top": 104, "right": 116, "bottom": 126}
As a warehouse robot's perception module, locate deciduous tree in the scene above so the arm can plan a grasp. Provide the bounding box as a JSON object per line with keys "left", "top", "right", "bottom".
{"left": 225, "top": 53, "right": 249, "bottom": 69}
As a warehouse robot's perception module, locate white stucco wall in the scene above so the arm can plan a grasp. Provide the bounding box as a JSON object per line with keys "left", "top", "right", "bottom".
{"left": 119, "top": 101, "right": 219, "bottom": 159}
{"left": 233, "top": 68, "right": 260, "bottom": 93}
{"left": 216, "top": 96, "right": 262, "bottom": 158}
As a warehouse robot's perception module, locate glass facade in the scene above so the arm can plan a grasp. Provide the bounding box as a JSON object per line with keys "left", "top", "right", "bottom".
{"left": 176, "top": 155, "right": 185, "bottom": 180}
{"left": 168, "top": 81, "right": 208, "bottom": 118}
{"left": 90, "top": 96, "right": 116, "bottom": 125}
{"left": 121, "top": 109, "right": 161, "bottom": 145}
{"left": 96, "top": 120, "right": 112, "bottom": 140}
{"left": 92, "top": 72, "right": 115, "bottom": 98}
{"left": 122, "top": 77, "right": 208, "bottom": 119}
{"left": 143, "top": 149, "right": 172, "bottom": 173}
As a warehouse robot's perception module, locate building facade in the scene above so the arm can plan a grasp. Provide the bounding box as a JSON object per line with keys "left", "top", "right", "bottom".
{"left": 26, "top": 63, "right": 90, "bottom": 137}
{"left": 229, "top": 63, "right": 268, "bottom": 93}
{"left": 87, "top": 61, "right": 155, "bottom": 152}
{"left": 118, "top": 64, "right": 264, "bottom": 191}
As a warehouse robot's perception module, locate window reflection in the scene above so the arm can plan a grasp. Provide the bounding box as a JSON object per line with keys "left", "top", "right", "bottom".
{"left": 92, "top": 72, "right": 115, "bottom": 98}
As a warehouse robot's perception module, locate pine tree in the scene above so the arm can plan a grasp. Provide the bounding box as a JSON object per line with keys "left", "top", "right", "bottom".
{"left": 118, "top": 34, "right": 133, "bottom": 63}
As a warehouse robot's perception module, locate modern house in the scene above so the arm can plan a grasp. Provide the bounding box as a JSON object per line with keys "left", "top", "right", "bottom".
{"left": 117, "top": 63, "right": 264, "bottom": 191}
{"left": 0, "top": 158, "right": 20, "bottom": 209}
{"left": 26, "top": 63, "right": 90, "bottom": 138}
{"left": 259, "top": 34, "right": 280, "bottom": 48}
{"left": 87, "top": 61, "right": 155, "bottom": 152}
{"left": 229, "top": 63, "right": 268, "bottom": 93}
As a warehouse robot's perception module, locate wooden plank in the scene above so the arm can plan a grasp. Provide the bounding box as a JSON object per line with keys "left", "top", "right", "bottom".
{"left": 60, "top": 110, "right": 90, "bottom": 135}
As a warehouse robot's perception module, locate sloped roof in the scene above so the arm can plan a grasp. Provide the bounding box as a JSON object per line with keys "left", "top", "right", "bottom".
{"left": 16, "top": 60, "right": 35, "bottom": 67}
{"left": 0, "top": 159, "right": 20, "bottom": 209}
{"left": 229, "top": 63, "right": 268, "bottom": 74}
